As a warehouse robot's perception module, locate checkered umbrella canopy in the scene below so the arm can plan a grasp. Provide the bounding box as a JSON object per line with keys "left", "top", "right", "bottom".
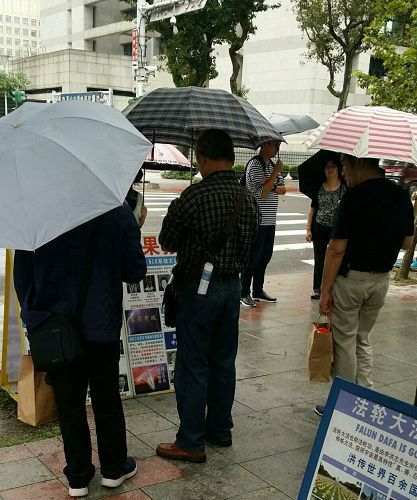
{"left": 123, "top": 86, "right": 285, "bottom": 149}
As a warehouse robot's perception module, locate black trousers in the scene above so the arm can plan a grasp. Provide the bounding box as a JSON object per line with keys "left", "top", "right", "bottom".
{"left": 241, "top": 225, "right": 276, "bottom": 296}
{"left": 312, "top": 221, "right": 332, "bottom": 292}
{"left": 48, "top": 341, "right": 127, "bottom": 488}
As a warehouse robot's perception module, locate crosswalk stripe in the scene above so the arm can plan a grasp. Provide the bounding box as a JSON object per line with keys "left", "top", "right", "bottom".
{"left": 276, "top": 230, "right": 307, "bottom": 236}
{"left": 274, "top": 243, "right": 312, "bottom": 251}
{"left": 302, "top": 259, "right": 315, "bottom": 266}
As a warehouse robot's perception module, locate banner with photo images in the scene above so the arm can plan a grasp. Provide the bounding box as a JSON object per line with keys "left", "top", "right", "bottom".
{"left": 299, "top": 378, "right": 417, "bottom": 500}
{"left": 123, "top": 234, "right": 177, "bottom": 396}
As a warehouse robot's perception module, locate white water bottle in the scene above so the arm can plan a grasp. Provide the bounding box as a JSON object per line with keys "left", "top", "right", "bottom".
{"left": 197, "top": 262, "right": 214, "bottom": 295}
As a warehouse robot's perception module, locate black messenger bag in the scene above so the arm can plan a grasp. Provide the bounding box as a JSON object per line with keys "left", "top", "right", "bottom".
{"left": 27, "top": 217, "right": 102, "bottom": 372}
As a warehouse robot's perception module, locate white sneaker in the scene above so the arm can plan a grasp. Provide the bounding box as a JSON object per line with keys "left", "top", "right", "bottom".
{"left": 68, "top": 486, "right": 88, "bottom": 497}
{"left": 101, "top": 457, "right": 138, "bottom": 488}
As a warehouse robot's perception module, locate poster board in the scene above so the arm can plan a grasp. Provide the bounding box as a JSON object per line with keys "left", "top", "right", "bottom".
{"left": 122, "top": 234, "right": 177, "bottom": 396}
{"left": 299, "top": 378, "right": 417, "bottom": 500}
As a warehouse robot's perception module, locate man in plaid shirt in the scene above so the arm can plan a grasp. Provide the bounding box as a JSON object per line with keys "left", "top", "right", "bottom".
{"left": 156, "top": 129, "right": 259, "bottom": 463}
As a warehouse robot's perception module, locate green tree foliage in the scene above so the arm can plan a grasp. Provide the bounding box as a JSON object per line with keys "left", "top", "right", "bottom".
{"left": 355, "top": 0, "right": 417, "bottom": 113}
{"left": 0, "top": 72, "right": 30, "bottom": 93}
{"left": 122, "top": 0, "right": 278, "bottom": 93}
{"left": 292, "top": 0, "right": 379, "bottom": 110}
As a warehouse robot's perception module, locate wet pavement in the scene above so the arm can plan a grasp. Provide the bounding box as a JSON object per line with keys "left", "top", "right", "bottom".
{"left": 0, "top": 271, "right": 416, "bottom": 499}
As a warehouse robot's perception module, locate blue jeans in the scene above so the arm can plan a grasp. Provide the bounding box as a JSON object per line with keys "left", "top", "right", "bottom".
{"left": 241, "top": 225, "right": 275, "bottom": 296}
{"left": 174, "top": 278, "right": 241, "bottom": 451}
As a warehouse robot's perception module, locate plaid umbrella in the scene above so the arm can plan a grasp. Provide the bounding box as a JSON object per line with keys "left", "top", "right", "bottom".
{"left": 123, "top": 86, "right": 285, "bottom": 149}
{"left": 306, "top": 105, "right": 417, "bottom": 163}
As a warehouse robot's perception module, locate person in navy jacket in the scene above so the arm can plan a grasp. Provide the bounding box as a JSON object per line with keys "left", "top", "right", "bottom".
{"left": 14, "top": 204, "right": 146, "bottom": 497}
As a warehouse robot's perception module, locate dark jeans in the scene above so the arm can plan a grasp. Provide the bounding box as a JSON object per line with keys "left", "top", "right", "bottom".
{"left": 312, "top": 221, "right": 332, "bottom": 292}
{"left": 241, "top": 225, "right": 275, "bottom": 296}
{"left": 48, "top": 341, "right": 127, "bottom": 488}
{"left": 174, "top": 278, "right": 241, "bottom": 451}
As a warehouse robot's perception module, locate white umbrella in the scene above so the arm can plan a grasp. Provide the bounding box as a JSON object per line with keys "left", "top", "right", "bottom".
{"left": 0, "top": 101, "right": 152, "bottom": 250}
{"left": 305, "top": 105, "right": 417, "bottom": 162}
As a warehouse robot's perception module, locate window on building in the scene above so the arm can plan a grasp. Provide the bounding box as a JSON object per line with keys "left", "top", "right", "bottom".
{"left": 31, "top": 41, "right": 37, "bottom": 48}
{"left": 31, "top": 19, "right": 37, "bottom": 27}
{"left": 6, "top": 38, "right": 12, "bottom": 46}
{"left": 0, "top": 37, "right": 3, "bottom": 44}
{"left": 31, "top": 30, "right": 37, "bottom": 38}
{"left": 6, "top": 27, "right": 12, "bottom": 35}
{"left": 7, "top": 49, "right": 13, "bottom": 56}
{"left": 0, "top": 27, "right": 3, "bottom": 34}
{"left": 14, "top": 39, "right": 20, "bottom": 46}
{"left": 22, "top": 18, "right": 28, "bottom": 25}
{"left": 0, "top": 15, "right": 3, "bottom": 22}
{"left": 23, "top": 39, "right": 29, "bottom": 45}
{"left": 14, "top": 28, "right": 20, "bottom": 36}
{"left": 5, "top": 15, "right": 12, "bottom": 23}
{"left": 23, "top": 29, "right": 28, "bottom": 36}
{"left": 14, "top": 17, "right": 20, "bottom": 24}
{"left": 0, "top": 49, "right": 4, "bottom": 55}
{"left": 368, "top": 56, "right": 386, "bottom": 78}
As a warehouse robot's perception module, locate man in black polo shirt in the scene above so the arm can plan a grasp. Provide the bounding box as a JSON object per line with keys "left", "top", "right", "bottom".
{"left": 316, "top": 154, "right": 414, "bottom": 415}
{"left": 156, "top": 129, "right": 260, "bottom": 462}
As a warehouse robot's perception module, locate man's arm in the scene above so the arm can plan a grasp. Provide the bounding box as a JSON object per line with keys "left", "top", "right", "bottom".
{"left": 13, "top": 250, "right": 34, "bottom": 304}
{"left": 402, "top": 235, "right": 413, "bottom": 250}
{"left": 121, "top": 207, "right": 147, "bottom": 284}
{"left": 319, "top": 238, "right": 348, "bottom": 315}
{"left": 261, "top": 160, "right": 284, "bottom": 198}
{"left": 159, "top": 196, "right": 191, "bottom": 252}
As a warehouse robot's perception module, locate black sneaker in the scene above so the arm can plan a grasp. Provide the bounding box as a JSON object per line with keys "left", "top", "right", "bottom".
{"left": 253, "top": 291, "right": 277, "bottom": 302}
{"left": 314, "top": 405, "right": 325, "bottom": 417}
{"left": 101, "top": 457, "right": 138, "bottom": 488}
{"left": 240, "top": 295, "right": 256, "bottom": 307}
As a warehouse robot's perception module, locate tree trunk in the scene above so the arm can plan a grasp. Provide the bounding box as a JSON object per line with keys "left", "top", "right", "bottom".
{"left": 337, "top": 52, "right": 354, "bottom": 110}
{"left": 397, "top": 197, "right": 417, "bottom": 279}
{"left": 229, "top": 45, "right": 241, "bottom": 95}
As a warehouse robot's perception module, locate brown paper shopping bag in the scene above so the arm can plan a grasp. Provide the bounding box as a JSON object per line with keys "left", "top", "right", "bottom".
{"left": 17, "top": 355, "right": 57, "bottom": 426}
{"left": 308, "top": 316, "right": 333, "bottom": 383}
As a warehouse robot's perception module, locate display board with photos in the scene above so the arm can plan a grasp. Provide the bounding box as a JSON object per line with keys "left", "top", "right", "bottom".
{"left": 122, "top": 234, "right": 177, "bottom": 396}
{"left": 299, "top": 378, "right": 417, "bottom": 500}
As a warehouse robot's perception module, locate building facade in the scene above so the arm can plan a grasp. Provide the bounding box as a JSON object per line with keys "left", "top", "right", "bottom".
{"left": 0, "top": 0, "right": 41, "bottom": 59}
{"left": 19, "top": 1, "right": 373, "bottom": 128}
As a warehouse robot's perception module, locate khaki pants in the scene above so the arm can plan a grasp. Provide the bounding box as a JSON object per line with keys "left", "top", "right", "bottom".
{"left": 330, "top": 270, "right": 390, "bottom": 387}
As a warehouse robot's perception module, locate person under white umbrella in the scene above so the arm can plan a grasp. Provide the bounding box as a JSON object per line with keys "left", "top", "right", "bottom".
{"left": 8, "top": 101, "right": 152, "bottom": 497}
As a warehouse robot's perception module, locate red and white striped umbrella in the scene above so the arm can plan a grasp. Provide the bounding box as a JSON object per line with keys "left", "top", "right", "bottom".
{"left": 306, "top": 106, "right": 417, "bottom": 163}
{"left": 146, "top": 143, "right": 190, "bottom": 167}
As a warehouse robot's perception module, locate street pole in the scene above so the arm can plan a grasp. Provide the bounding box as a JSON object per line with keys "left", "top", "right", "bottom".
{"left": 133, "top": 0, "right": 208, "bottom": 98}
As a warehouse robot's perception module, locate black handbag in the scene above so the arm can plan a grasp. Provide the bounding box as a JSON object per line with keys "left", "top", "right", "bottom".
{"left": 27, "top": 217, "right": 102, "bottom": 372}
{"left": 162, "top": 187, "right": 247, "bottom": 328}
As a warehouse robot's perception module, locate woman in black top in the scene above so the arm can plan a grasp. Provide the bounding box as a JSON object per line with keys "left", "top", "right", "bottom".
{"left": 306, "top": 158, "right": 346, "bottom": 299}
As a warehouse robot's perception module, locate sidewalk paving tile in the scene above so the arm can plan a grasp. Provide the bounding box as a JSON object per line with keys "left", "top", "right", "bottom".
{"left": 124, "top": 412, "right": 176, "bottom": 436}
{"left": 58, "top": 474, "right": 137, "bottom": 499}
{"left": 130, "top": 456, "right": 183, "bottom": 488}
{"left": 0, "top": 457, "right": 55, "bottom": 491}
{"left": 241, "top": 446, "right": 312, "bottom": 499}
{"left": 142, "top": 476, "right": 218, "bottom": 500}
{"left": 0, "top": 479, "right": 69, "bottom": 499}
{"left": 38, "top": 449, "right": 100, "bottom": 477}
{"left": 25, "top": 437, "right": 64, "bottom": 457}
{"left": 228, "top": 487, "right": 292, "bottom": 499}
{"left": 0, "top": 444, "right": 33, "bottom": 465}
{"left": 106, "top": 491, "right": 151, "bottom": 499}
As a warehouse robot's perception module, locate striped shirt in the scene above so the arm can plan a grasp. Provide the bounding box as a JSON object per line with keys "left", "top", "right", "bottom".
{"left": 159, "top": 171, "right": 260, "bottom": 278}
{"left": 245, "top": 155, "right": 284, "bottom": 226}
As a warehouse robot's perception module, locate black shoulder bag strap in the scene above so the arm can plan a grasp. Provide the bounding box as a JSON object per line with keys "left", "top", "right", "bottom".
{"left": 73, "top": 215, "right": 103, "bottom": 329}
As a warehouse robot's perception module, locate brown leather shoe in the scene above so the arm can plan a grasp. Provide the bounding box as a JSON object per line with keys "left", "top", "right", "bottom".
{"left": 156, "top": 442, "right": 206, "bottom": 463}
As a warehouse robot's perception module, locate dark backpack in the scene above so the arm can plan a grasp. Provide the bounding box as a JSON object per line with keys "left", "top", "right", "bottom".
{"left": 240, "top": 155, "right": 266, "bottom": 187}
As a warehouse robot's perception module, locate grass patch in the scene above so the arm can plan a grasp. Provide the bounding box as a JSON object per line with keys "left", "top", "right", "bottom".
{"left": 161, "top": 170, "right": 195, "bottom": 180}
{"left": 0, "top": 387, "right": 61, "bottom": 448}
